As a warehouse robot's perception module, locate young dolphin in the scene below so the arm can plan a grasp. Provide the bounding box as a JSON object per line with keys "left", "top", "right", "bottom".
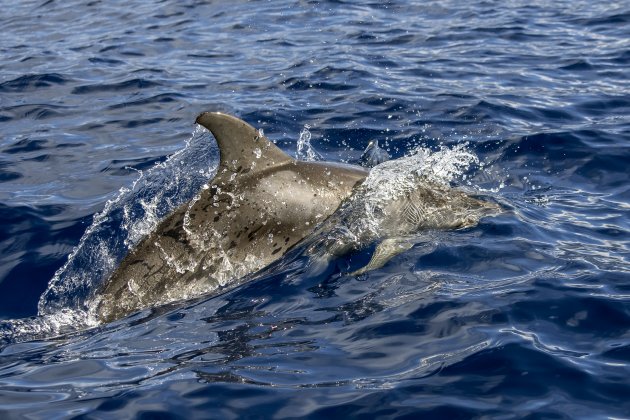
{"left": 95, "top": 112, "right": 498, "bottom": 323}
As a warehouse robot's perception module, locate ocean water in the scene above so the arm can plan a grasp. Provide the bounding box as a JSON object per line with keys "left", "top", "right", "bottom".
{"left": 1, "top": 0, "right": 629, "bottom": 418}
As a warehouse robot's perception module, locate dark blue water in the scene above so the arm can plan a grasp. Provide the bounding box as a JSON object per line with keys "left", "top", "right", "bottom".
{"left": 1, "top": 0, "right": 629, "bottom": 417}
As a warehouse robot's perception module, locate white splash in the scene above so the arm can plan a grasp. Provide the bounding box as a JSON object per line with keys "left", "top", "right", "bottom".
{"left": 1, "top": 308, "right": 99, "bottom": 344}
{"left": 362, "top": 143, "right": 480, "bottom": 202}
{"left": 296, "top": 124, "right": 322, "bottom": 161}
{"left": 37, "top": 125, "right": 219, "bottom": 322}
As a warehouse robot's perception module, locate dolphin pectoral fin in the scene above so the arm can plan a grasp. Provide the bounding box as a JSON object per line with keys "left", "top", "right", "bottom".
{"left": 196, "top": 112, "right": 293, "bottom": 174}
{"left": 350, "top": 238, "right": 414, "bottom": 276}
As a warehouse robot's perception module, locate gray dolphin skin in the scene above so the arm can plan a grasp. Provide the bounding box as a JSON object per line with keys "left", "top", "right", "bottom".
{"left": 95, "top": 112, "right": 499, "bottom": 323}
{"left": 96, "top": 112, "right": 367, "bottom": 322}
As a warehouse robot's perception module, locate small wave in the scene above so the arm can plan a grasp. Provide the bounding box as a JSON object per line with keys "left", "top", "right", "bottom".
{"left": 4, "top": 138, "right": 48, "bottom": 154}
{"left": 0, "top": 170, "right": 21, "bottom": 181}
{"left": 87, "top": 57, "right": 125, "bottom": 66}
{"left": 1, "top": 104, "right": 68, "bottom": 121}
{"left": 571, "top": 12, "right": 630, "bottom": 28}
{"left": 71, "top": 78, "right": 162, "bottom": 95}
{"left": 558, "top": 59, "right": 594, "bottom": 71}
{"left": 107, "top": 93, "right": 184, "bottom": 110}
{"left": 0, "top": 73, "right": 70, "bottom": 93}
{"left": 575, "top": 96, "right": 630, "bottom": 116}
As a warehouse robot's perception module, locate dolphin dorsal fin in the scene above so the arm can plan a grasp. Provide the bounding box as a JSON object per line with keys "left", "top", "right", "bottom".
{"left": 196, "top": 112, "right": 293, "bottom": 174}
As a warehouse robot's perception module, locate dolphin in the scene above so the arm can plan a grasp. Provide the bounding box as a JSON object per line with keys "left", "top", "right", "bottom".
{"left": 95, "top": 112, "right": 499, "bottom": 323}
{"left": 95, "top": 112, "right": 367, "bottom": 322}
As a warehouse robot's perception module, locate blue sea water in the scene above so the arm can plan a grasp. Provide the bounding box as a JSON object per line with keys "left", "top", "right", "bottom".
{"left": 1, "top": 0, "right": 629, "bottom": 417}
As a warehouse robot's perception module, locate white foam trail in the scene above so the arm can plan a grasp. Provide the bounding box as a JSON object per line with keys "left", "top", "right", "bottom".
{"left": 1, "top": 308, "right": 97, "bottom": 345}
{"left": 37, "top": 126, "right": 218, "bottom": 322}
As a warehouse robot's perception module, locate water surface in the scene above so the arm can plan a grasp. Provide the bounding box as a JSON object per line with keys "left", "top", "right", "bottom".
{"left": 1, "top": 0, "right": 629, "bottom": 418}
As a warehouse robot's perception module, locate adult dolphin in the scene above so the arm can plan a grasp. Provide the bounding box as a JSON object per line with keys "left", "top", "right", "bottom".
{"left": 96, "top": 112, "right": 368, "bottom": 322}
{"left": 95, "top": 112, "right": 498, "bottom": 323}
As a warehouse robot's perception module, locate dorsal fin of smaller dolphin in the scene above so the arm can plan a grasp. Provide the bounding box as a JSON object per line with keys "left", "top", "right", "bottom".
{"left": 196, "top": 112, "right": 293, "bottom": 175}
{"left": 358, "top": 139, "right": 390, "bottom": 168}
